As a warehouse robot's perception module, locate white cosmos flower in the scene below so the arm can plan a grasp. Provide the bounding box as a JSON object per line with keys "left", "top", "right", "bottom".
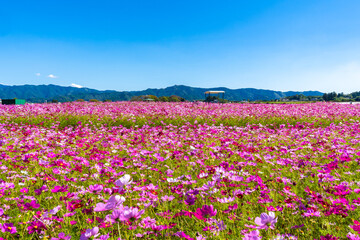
{"left": 166, "top": 178, "right": 179, "bottom": 183}
{"left": 115, "top": 174, "right": 133, "bottom": 187}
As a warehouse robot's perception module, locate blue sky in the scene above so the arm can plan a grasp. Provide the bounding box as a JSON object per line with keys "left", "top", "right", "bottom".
{"left": 1, "top": 0, "right": 360, "bottom": 93}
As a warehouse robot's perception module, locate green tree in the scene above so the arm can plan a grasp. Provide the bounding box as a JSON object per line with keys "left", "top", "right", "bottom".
{"left": 159, "top": 96, "right": 169, "bottom": 102}
{"left": 205, "top": 96, "right": 219, "bottom": 103}
{"left": 130, "top": 96, "right": 144, "bottom": 101}
{"left": 169, "top": 95, "right": 184, "bottom": 102}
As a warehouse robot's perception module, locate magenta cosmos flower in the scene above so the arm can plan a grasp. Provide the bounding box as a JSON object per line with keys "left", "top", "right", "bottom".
{"left": 243, "top": 230, "right": 262, "bottom": 240}
{"left": 1, "top": 223, "right": 17, "bottom": 234}
{"left": 254, "top": 212, "right": 277, "bottom": 229}
{"left": 351, "top": 220, "right": 360, "bottom": 233}
{"left": 27, "top": 221, "right": 46, "bottom": 234}
{"left": 194, "top": 205, "right": 217, "bottom": 220}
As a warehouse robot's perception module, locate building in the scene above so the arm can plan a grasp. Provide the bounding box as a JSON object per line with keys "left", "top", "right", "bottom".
{"left": 1, "top": 99, "right": 26, "bottom": 105}
{"left": 204, "top": 91, "right": 225, "bottom": 102}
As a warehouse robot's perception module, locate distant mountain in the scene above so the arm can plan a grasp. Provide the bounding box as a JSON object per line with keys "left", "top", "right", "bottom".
{"left": 0, "top": 84, "right": 323, "bottom": 102}
{"left": 133, "top": 85, "right": 323, "bottom": 101}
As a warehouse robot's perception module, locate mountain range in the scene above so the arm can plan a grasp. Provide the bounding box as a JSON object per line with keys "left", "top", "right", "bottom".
{"left": 0, "top": 84, "right": 323, "bottom": 102}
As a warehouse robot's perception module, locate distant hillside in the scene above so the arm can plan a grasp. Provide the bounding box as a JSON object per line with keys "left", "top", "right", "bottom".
{"left": 0, "top": 84, "right": 323, "bottom": 102}
{"left": 133, "top": 85, "right": 323, "bottom": 101}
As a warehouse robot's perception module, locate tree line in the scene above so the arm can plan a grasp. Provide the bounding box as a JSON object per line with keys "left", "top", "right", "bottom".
{"left": 283, "top": 91, "right": 360, "bottom": 102}
{"left": 130, "top": 95, "right": 186, "bottom": 102}
{"left": 322, "top": 91, "right": 360, "bottom": 102}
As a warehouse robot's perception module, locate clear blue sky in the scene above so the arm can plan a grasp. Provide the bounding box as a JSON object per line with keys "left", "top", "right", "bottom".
{"left": 1, "top": 0, "right": 360, "bottom": 93}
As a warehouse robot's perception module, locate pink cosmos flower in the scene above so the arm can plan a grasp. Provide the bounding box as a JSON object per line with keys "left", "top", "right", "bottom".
{"left": 291, "top": 224, "right": 304, "bottom": 229}
{"left": 233, "top": 189, "right": 245, "bottom": 198}
{"left": 267, "top": 205, "right": 283, "bottom": 212}
{"left": 165, "top": 169, "right": 174, "bottom": 176}
{"left": 223, "top": 203, "right": 238, "bottom": 213}
{"left": 20, "top": 187, "right": 29, "bottom": 193}
{"left": 94, "top": 234, "right": 110, "bottom": 240}
{"left": 120, "top": 207, "right": 144, "bottom": 222}
{"left": 303, "top": 209, "right": 321, "bottom": 217}
{"left": 184, "top": 194, "right": 197, "bottom": 205}
{"left": 106, "top": 208, "right": 124, "bottom": 223}
{"left": 51, "top": 185, "right": 68, "bottom": 193}
{"left": 22, "top": 200, "right": 40, "bottom": 210}
{"left": 43, "top": 205, "right": 62, "bottom": 218}
{"left": 161, "top": 195, "right": 175, "bottom": 202}
{"left": 316, "top": 234, "right": 339, "bottom": 240}
{"left": 89, "top": 184, "right": 103, "bottom": 193}
{"left": 34, "top": 185, "right": 48, "bottom": 195}
{"left": 50, "top": 232, "right": 71, "bottom": 240}
{"left": 214, "top": 219, "right": 226, "bottom": 232}
{"left": 196, "top": 234, "right": 207, "bottom": 240}
{"left": 0, "top": 223, "right": 17, "bottom": 234}
{"left": 140, "top": 216, "right": 157, "bottom": 228}
{"left": 94, "top": 195, "right": 125, "bottom": 212}
{"left": 274, "top": 234, "right": 298, "bottom": 239}
{"left": 174, "top": 231, "right": 194, "bottom": 240}
{"left": 106, "top": 206, "right": 144, "bottom": 223}
{"left": 347, "top": 232, "right": 360, "bottom": 240}
{"left": 115, "top": 174, "right": 133, "bottom": 189}
{"left": 254, "top": 212, "right": 277, "bottom": 229}
{"left": 80, "top": 227, "right": 99, "bottom": 240}
{"left": 217, "top": 196, "right": 235, "bottom": 203}
{"left": 243, "top": 230, "right": 262, "bottom": 240}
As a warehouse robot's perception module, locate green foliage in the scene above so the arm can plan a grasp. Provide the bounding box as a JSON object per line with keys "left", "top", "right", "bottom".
{"left": 168, "top": 95, "right": 185, "bottom": 102}
{"left": 323, "top": 92, "right": 337, "bottom": 101}
{"left": 130, "top": 96, "right": 144, "bottom": 101}
{"left": 0, "top": 113, "right": 358, "bottom": 129}
{"left": 130, "top": 95, "right": 184, "bottom": 102}
{"left": 159, "top": 96, "right": 169, "bottom": 102}
{"left": 205, "top": 95, "right": 219, "bottom": 103}
{"left": 321, "top": 91, "right": 360, "bottom": 102}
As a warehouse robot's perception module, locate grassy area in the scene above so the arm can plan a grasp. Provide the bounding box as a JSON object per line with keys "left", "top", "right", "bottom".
{"left": 1, "top": 113, "right": 359, "bottom": 128}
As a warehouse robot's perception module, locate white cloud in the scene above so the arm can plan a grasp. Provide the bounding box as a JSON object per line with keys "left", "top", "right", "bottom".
{"left": 35, "top": 73, "right": 41, "bottom": 76}
{"left": 47, "top": 74, "right": 58, "bottom": 79}
{"left": 71, "top": 83, "right": 83, "bottom": 88}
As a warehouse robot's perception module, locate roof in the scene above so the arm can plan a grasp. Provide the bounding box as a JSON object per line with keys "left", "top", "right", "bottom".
{"left": 204, "top": 91, "right": 225, "bottom": 94}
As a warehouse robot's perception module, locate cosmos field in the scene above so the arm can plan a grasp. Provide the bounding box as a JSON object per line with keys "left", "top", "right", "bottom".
{"left": 1, "top": 102, "right": 360, "bottom": 240}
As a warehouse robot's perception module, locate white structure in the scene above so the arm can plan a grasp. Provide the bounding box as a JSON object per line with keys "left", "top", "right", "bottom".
{"left": 204, "top": 91, "right": 225, "bottom": 99}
